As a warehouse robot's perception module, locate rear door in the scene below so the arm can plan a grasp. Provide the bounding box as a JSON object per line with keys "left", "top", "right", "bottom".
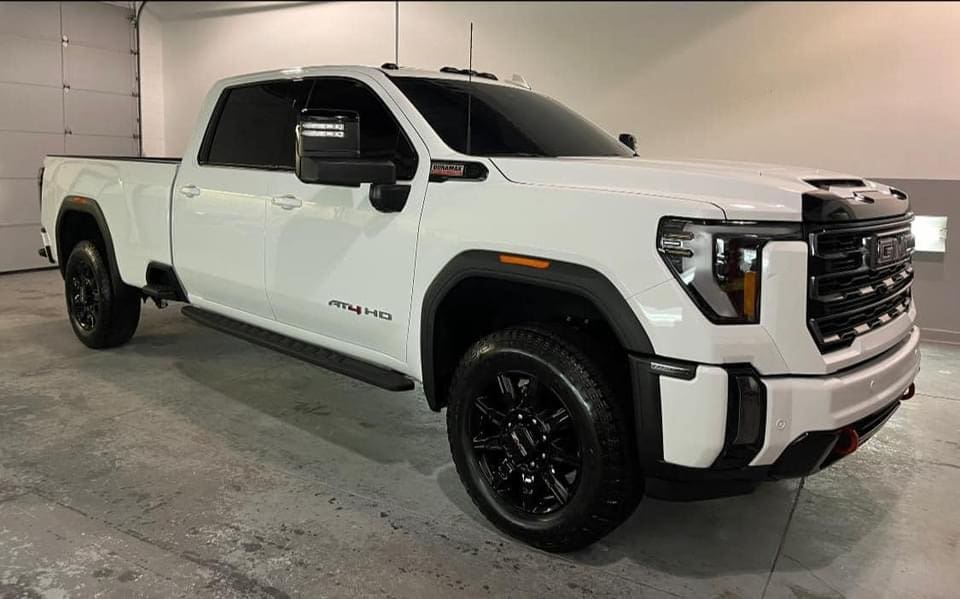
{"left": 172, "top": 80, "right": 310, "bottom": 319}
{"left": 263, "top": 75, "right": 428, "bottom": 361}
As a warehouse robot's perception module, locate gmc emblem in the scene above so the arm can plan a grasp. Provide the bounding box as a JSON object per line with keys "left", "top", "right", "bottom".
{"left": 870, "top": 232, "right": 910, "bottom": 267}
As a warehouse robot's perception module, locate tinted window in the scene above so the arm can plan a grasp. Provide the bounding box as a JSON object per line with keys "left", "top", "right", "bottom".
{"left": 307, "top": 78, "right": 418, "bottom": 180}
{"left": 204, "top": 81, "right": 309, "bottom": 169}
{"left": 390, "top": 77, "right": 633, "bottom": 158}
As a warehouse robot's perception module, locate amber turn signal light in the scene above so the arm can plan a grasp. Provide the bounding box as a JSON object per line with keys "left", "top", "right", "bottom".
{"left": 499, "top": 254, "right": 550, "bottom": 269}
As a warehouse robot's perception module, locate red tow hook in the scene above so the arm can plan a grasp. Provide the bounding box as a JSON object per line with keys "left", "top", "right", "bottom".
{"left": 833, "top": 427, "right": 860, "bottom": 457}
{"left": 901, "top": 383, "right": 916, "bottom": 401}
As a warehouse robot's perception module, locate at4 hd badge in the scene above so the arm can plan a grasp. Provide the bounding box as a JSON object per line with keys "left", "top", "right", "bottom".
{"left": 328, "top": 300, "right": 393, "bottom": 321}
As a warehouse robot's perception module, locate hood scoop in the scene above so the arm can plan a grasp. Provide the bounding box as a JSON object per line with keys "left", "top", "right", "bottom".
{"left": 804, "top": 178, "right": 866, "bottom": 191}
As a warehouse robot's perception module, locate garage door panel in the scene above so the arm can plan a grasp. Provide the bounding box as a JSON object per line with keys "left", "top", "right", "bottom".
{"left": 0, "top": 179, "right": 41, "bottom": 226}
{"left": 0, "top": 132, "right": 64, "bottom": 178}
{"left": 64, "top": 44, "right": 134, "bottom": 95}
{"left": 1, "top": 2, "right": 135, "bottom": 273}
{"left": 0, "top": 2, "right": 62, "bottom": 41}
{"left": 0, "top": 83, "right": 63, "bottom": 134}
{"left": 65, "top": 135, "right": 136, "bottom": 157}
{"left": 0, "top": 224, "right": 50, "bottom": 271}
{"left": 66, "top": 90, "right": 135, "bottom": 137}
{"left": 0, "top": 35, "right": 62, "bottom": 87}
{"left": 62, "top": 1, "right": 133, "bottom": 53}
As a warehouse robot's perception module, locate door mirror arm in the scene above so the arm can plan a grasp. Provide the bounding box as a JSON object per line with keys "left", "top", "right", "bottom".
{"left": 370, "top": 183, "right": 410, "bottom": 213}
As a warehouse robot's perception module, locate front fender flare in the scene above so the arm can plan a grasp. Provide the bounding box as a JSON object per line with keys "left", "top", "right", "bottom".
{"left": 420, "top": 250, "right": 654, "bottom": 409}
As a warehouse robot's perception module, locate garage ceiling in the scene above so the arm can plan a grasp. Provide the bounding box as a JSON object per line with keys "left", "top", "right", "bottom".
{"left": 0, "top": 1, "right": 138, "bottom": 272}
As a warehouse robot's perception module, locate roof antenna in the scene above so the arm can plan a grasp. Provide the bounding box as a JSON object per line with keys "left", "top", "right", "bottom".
{"left": 466, "top": 22, "right": 474, "bottom": 155}
{"left": 394, "top": 1, "right": 399, "bottom": 65}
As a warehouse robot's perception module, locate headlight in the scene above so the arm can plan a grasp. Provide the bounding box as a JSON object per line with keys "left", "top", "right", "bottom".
{"left": 657, "top": 218, "right": 801, "bottom": 324}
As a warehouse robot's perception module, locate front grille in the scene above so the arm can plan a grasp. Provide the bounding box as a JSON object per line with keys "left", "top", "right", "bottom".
{"left": 807, "top": 215, "right": 914, "bottom": 352}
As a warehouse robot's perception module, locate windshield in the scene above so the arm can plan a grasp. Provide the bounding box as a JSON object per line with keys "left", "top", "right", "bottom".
{"left": 390, "top": 76, "right": 634, "bottom": 158}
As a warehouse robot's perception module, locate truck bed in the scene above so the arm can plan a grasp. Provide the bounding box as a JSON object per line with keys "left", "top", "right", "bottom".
{"left": 40, "top": 155, "right": 182, "bottom": 288}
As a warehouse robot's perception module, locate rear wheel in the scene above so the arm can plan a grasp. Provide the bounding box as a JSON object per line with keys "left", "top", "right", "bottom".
{"left": 65, "top": 241, "right": 140, "bottom": 349}
{"left": 447, "top": 325, "right": 642, "bottom": 552}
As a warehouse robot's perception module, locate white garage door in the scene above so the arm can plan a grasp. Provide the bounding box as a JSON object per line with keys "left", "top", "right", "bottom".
{"left": 0, "top": 1, "right": 138, "bottom": 272}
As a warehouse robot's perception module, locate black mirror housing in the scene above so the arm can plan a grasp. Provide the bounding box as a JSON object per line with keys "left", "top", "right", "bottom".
{"left": 298, "top": 110, "right": 359, "bottom": 159}
{"left": 295, "top": 109, "right": 397, "bottom": 186}
{"left": 298, "top": 158, "right": 396, "bottom": 187}
{"left": 618, "top": 133, "right": 637, "bottom": 151}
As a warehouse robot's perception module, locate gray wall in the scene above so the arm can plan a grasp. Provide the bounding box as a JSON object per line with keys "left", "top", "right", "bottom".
{"left": 0, "top": 1, "right": 138, "bottom": 273}
{"left": 878, "top": 179, "right": 960, "bottom": 344}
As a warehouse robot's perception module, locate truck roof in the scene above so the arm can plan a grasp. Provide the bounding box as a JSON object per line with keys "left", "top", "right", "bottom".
{"left": 213, "top": 64, "right": 526, "bottom": 90}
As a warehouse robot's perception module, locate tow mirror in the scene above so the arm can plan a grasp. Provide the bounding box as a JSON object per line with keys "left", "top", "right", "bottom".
{"left": 618, "top": 133, "right": 637, "bottom": 152}
{"left": 295, "top": 109, "right": 396, "bottom": 187}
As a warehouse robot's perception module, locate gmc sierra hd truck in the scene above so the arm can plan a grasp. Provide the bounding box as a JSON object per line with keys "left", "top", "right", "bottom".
{"left": 38, "top": 64, "right": 920, "bottom": 552}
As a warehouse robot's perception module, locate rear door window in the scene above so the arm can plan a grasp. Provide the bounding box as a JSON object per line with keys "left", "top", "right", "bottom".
{"left": 201, "top": 81, "right": 310, "bottom": 169}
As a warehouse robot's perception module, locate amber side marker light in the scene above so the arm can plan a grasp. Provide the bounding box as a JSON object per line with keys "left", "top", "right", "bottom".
{"left": 743, "top": 270, "right": 758, "bottom": 321}
{"left": 499, "top": 254, "right": 550, "bottom": 269}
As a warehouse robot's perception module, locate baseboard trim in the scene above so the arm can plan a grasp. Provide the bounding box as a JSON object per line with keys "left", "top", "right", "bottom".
{"left": 0, "top": 265, "right": 58, "bottom": 276}
{"left": 920, "top": 327, "right": 960, "bottom": 346}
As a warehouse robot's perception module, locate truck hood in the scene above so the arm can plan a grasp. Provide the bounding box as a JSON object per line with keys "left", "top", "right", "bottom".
{"left": 490, "top": 156, "right": 879, "bottom": 221}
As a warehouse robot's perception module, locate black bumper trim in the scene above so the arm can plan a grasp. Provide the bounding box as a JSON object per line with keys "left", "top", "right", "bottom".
{"left": 770, "top": 398, "right": 900, "bottom": 478}
{"left": 629, "top": 355, "right": 766, "bottom": 471}
{"left": 644, "top": 398, "right": 902, "bottom": 483}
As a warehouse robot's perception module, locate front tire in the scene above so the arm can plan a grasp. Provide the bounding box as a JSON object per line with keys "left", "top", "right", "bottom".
{"left": 446, "top": 326, "right": 642, "bottom": 552}
{"left": 64, "top": 240, "right": 141, "bottom": 349}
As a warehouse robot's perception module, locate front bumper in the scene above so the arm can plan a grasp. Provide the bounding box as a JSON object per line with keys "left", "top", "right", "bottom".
{"left": 631, "top": 326, "right": 921, "bottom": 482}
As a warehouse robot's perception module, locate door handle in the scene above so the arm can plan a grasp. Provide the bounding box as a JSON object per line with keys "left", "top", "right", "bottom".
{"left": 271, "top": 194, "right": 302, "bottom": 210}
{"left": 179, "top": 185, "right": 201, "bottom": 198}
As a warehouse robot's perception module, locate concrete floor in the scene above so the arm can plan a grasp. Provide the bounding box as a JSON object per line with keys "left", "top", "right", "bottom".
{"left": 0, "top": 269, "right": 958, "bottom": 599}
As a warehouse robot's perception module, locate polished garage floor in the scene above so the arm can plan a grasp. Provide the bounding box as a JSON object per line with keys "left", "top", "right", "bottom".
{"left": 1, "top": 270, "right": 958, "bottom": 599}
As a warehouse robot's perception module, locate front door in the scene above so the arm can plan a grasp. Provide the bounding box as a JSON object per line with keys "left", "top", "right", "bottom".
{"left": 172, "top": 80, "right": 310, "bottom": 319}
{"left": 264, "top": 75, "right": 428, "bottom": 362}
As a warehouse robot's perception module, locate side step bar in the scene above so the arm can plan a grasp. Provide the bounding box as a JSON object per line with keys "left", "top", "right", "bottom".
{"left": 142, "top": 284, "right": 181, "bottom": 301}
{"left": 181, "top": 306, "right": 415, "bottom": 392}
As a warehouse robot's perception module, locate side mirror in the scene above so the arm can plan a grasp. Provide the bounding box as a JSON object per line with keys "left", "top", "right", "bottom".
{"left": 296, "top": 109, "right": 397, "bottom": 186}
{"left": 618, "top": 133, "right": 637, "bottom": 152}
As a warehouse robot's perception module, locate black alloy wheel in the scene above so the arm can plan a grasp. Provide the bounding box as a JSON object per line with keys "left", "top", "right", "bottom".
{"left": 64, "top": 240, "right": 141, "bottom": 349}
{"left": 468, "top": 370, "right": 582, "bottom": 515}
{"left": 67, "top": 258, "right": 101, "bottom": 331}
{"left": 447, "top": 326, "right": 642, "bottom": 552}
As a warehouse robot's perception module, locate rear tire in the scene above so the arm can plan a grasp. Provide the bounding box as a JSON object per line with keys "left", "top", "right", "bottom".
{"left": 446, "top": 325, "right": 642, "bottom": 552}
{"left": 64, "top": 240, "right": 140, "bottom": 349}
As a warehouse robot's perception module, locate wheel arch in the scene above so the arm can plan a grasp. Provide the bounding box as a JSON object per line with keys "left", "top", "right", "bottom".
{"left": 420, "top": 250, "right": 654, "bottom": 411}
{"left": 55, "top": 196, "right": 122, "bottom": 292}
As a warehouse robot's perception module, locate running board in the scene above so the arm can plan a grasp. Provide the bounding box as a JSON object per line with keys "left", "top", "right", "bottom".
{"left": 181, "top": 306, "right": 415, "bottom": 392}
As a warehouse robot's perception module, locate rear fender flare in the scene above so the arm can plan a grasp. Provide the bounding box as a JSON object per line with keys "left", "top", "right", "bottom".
{"left": 55, "top": 196, "right": 122, "bottom": 292}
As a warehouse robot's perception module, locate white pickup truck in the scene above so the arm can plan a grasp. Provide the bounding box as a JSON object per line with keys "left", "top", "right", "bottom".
{"left": 39, "top": 64, "right": 920, "bottom": 551}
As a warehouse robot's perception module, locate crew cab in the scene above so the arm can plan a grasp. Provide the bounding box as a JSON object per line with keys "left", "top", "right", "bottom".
{"left": 39, "top": 64, "right": 920, "bottom": 552}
